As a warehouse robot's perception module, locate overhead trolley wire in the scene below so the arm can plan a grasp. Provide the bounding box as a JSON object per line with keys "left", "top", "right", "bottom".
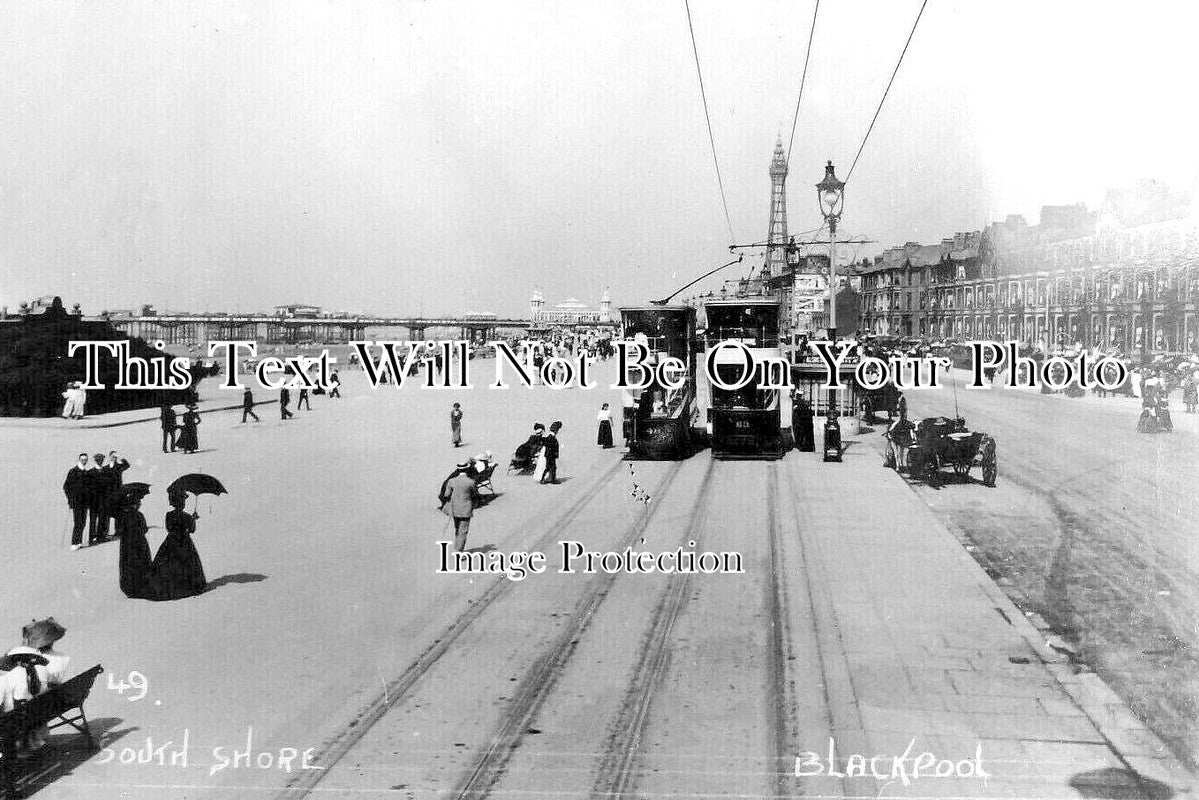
{"left": 785, "top": 0, "right": 820, "bottom": 169}
{"left": 683, "top": 0, "right": 737, "bottom": 242}
{"left": 844, "top": 0, "right": 930, "bottom": 184}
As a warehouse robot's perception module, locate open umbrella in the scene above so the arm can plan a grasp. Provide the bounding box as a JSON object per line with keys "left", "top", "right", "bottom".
{"left": 166, "top": 474, "right": 227, "bottom": 515}
{"left": 166, "top": 474, "right": 227, "bottom": 497}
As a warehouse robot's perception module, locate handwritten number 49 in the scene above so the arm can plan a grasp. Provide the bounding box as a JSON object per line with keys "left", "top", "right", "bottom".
{"left": 107, "top": 671, "right": 149, "bottom": 702}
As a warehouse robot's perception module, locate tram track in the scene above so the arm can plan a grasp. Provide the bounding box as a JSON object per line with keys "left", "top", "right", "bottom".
{"left": 764, "top": 462, "right": 799, "bottom": 799}
{"left": 275, "top": 456, "right": 633, "bottom": 800}
{"left": 588, "top": 457, "right": 719, "bottom": 800}
{"left": 450, "top": 457, "right": 690, "bottom": 799}
{"left": 775, "top": 457, "right": 852, "bottom": 798}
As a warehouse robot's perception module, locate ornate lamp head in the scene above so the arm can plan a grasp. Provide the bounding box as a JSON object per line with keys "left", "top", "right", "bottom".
{"left": 816, "top": 160, "right": 845, "bottom": 221}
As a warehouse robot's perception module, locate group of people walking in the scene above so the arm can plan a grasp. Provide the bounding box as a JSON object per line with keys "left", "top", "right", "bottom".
{"left": 159, "top": 402, "right": 202, "bottom": 453}
{"left": 62, "top": 451, "right": 130, "bottom": 549}
{"left": 511, "top": 420, "right": 563, "bottom": 483}
{"left": 437, "top": 418, "right": 570, "bottom": 553}
{"left": 279, "top": 371, "right": 340, "bottom": 420}
{"left": 62, "top": 451, "right": 208, "bottom": 597}
{"left": 116, "top": 487, "right": 208, "bottom": 601}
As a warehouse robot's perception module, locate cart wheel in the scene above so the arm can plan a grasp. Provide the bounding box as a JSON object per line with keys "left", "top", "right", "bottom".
{"left": 981, "top": 436, "right": 997, "bottom": 487}
{"left": 953, "top": 462, "right": 970, "bottom": 478}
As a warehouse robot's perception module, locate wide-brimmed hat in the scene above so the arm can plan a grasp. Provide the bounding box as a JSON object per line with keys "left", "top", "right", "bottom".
{"left": 119, "top": 482, "right": 152, "bottom": 502}
{"left": 22, "top": 618, "right": 66, "bottom": 649}
{"left": 456, "top": 460, "right": 470, "bottom": 469}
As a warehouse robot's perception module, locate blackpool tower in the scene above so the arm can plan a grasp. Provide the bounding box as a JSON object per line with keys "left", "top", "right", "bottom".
{"left": 765, "top": 136, "right": 789, "bottom": 280}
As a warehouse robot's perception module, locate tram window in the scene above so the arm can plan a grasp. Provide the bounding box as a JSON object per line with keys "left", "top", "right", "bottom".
{"left": 632, "top": 376, "right": 689, "bottom": 419}
{"left": 711, "top": 365, "right": 765, "bottom": 409}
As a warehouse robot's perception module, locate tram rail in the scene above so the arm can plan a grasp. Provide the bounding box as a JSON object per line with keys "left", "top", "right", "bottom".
{"left": 274, "top": 457, "right": 632, "bottom": 800}
{"left": 451, "top": 459, "right": 690, "bottom": 799}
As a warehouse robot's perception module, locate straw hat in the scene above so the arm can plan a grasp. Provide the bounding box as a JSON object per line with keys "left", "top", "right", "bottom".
{"left": 22, "top": 618, "right": 66, "bottom": 649}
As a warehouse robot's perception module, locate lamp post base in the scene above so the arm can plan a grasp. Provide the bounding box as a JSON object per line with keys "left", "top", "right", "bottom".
{"left": 822, "top": 417, "right": 842, "bottom": 463}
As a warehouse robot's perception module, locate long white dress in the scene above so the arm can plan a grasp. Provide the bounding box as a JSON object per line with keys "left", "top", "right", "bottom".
{"left": 532, "top": 446, "right": 548, "bottom": 482}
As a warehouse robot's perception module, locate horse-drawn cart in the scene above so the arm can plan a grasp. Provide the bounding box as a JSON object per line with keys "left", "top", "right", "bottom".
{"left": 906, "top": 416, "right": 997, "bottom": 487}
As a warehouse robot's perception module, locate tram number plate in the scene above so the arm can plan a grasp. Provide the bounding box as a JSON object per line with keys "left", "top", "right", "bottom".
{"left": 735, "top": 420, "right": 750, "bottom": 429}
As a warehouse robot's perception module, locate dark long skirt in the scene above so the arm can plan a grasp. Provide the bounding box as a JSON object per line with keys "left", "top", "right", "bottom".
{"left": 116, "top": 510, "right": 155, "bottom": 599}
{"left": 794, "top": 414, "right": 815, "bottom": 451}
{"left": 150, "top": 510, "right": 207, "bottom": 600}
{"left": 597, "top": 419, "right": 613, "bottom": 448}
{"left": 176, "top": 416, "right": 199, "bottom": 453}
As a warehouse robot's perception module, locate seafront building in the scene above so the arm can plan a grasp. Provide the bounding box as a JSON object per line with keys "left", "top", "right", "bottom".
{"left": 859, "top": 181, "right": 1199, "bottom": 356}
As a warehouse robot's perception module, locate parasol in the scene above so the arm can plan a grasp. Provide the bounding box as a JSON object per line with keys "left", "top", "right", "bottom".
{"left": 166, "top": 474, "right": 227, "bottom": 514}
{"left": 166, "top": 474, "right": 227, "bottom": 497}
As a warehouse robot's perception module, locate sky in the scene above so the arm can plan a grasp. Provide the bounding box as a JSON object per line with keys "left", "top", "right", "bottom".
{"left": 2, "top": 1, "right": 1198, "bottom": 317}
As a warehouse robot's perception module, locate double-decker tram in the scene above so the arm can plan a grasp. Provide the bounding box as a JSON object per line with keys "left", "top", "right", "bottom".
{"left": 618, "top": 305, "right": 698, "bottom": 459}
{"left": 696, "top": 297, "right": 791, "bottom": 459}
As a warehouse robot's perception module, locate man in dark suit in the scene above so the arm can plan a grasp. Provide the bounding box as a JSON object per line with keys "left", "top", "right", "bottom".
{"left": 445, "top": 465, "right": 481, "bottom": 552}
{"left": 63, "top": 453, "right": 90, "bottom": 550}
{"left": 100, "top": 451, "right": 130, "bottom": 538}
{"left": 88, "top": 452, "right": 113, "bottom": 542}
{"left": 242, "top": 387, "right": 260, "bottom": 423}
{"left": 160, "top": 403, "right": 177, "bottom": 452}
{"left": 540, "top": 421, "right": 562, "bottom": 484}
{"left": 438, "top": 463, "right": 467, "bottom": 507}
{"left": 280, "top": 386, "right": 294, "bottom": 419}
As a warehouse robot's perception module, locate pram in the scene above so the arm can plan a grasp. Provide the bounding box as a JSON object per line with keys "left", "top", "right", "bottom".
{"left": 509, "top": 437, "right": 541, "bottom": 473}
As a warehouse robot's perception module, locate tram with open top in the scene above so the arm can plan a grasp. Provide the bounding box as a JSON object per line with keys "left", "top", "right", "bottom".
{"left": 696, "top": 297, "right": 791, "bottom": 459}
{"left": 618, "top": 305, "right": 698, "bottom": 458}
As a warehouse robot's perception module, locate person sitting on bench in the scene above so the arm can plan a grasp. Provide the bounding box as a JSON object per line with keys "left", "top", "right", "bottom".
{"left": 0, "top": 618, "right": 70, "bottom": 751}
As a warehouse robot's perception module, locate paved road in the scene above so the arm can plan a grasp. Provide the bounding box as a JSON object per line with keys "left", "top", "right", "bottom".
{"left": 1, "top": 361, "right": 1193, "bottom": 798}
{"left": 897, "top": 371, "right": 1199, "bottom": 769}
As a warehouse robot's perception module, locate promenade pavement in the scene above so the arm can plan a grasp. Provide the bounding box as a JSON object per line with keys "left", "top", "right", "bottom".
{"left": 788, "top": 426, "right": 1196, "bottom": 798}
{"left": 0, "top": 392, "right": 278, "bottom": 430}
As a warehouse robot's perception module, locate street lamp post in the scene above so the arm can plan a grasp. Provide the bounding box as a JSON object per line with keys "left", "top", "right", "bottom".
{"left": 816, "top": 160, "right": 845, "bottom": 463}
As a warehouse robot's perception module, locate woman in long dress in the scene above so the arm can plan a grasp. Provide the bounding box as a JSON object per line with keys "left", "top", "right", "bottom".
{"left": 176, "top": 404, "right": 200, "bottom": 453}
{"left": 450, "top": 403, "right": 463, "bottom": 447}
{"left": 532, "top": 437, "right": 548, "bottom": 482}
{"left": 596, "top": 403, "right": 614, "bottom": 448}
{"left": 150, "top": 490, "right": 207, "bottom": 600}
{"left": 1182, "top": 373, "right": 1198, "bottom": 413}
{"left": 116, "top": 490, "right": 154, "bottom": 599}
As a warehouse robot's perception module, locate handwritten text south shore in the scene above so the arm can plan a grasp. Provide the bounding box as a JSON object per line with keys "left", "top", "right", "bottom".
{"left": 95, "top": 726, "right": 323, "bottom": 777}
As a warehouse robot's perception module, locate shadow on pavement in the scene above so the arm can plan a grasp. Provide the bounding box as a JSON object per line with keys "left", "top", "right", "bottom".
{"left": 14, "top": 717, "right": 133, "bottom": 799}
{"left": 1069, "top": 766, "right": 1174, "bottom": 799}
{"left": 205, "top": 573, "right": 268, "bottom": 591}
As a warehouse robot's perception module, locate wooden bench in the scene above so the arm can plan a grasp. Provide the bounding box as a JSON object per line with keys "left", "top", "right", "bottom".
{"left": 0, "top": 665, "right": 103, "bottom": 800}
